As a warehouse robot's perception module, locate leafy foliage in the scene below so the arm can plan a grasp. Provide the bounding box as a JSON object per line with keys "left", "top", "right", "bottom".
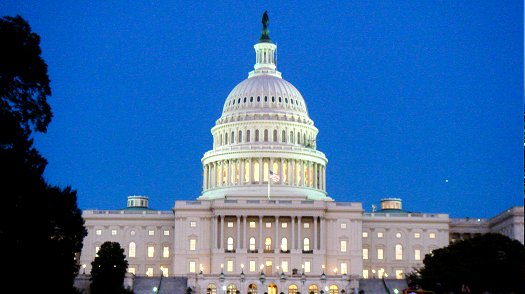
{"left": 408, "top": 233, "right": 525, "bottom": 294}
{"left": 0, "top": 15, "right": 86, "bottom": 293}
{"left": 90, "top": 241, "right": 129, "bottom": 294}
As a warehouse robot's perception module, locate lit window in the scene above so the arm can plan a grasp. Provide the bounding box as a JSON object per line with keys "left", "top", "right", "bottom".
{"left": 395, "top": 244, "right": 403, "bottom": 260}
{"left": 363, "top": 248, "right": 369, "bottom": 260}
{"left": 249, "top": 260, "right": 256, "bottom": 272}
{"left": 414, "top": 233, "right": 421, "bottom": 239}
{"left": 362, "top": 232, "right": 368, "bottom": 238}
{"left": 163, "top": 230, "right": 170, "bottom": 236}
{"left": 340, "top": 262, "right": 348, "bottom": 275}
{"left": 281, "top": 261, "right": 289, "bottom": 273}
{"left": 146, "top": 267, "right": 153, "bottom": 277}
{"left": 160, "top": 266, "right": 169, "bottom": 277}
{"left": 163, "top": 246, "right": 170, "bottom": 258}
{"left": 341, "top": 223, "right": 347, "bottom": 229}
{"left": 190, "top": 221, "right": 197, "bottom": 228}
{"left": 304, "top": 261, "right": 311, "bottom": 273}
{"left": 249, "top": 221, "right": 256, "bottom": 228}
{"left": 395, "top": 270, "right": 404, "bottom": 279}
{"left": 111, "top": 230, "right": 117, "bottom": 236}
{"left": 227, "top": 260, "right": 233, "bottom": 272}
{"left": 266, "top": 222, "right": 272, "bottom": 228}
{"left": 129, "top": 242, "right": 136, "bottom": 258}
{"left": 227, "top": 222, "right": 234, "bottom": 228}
{"left": 395, "top": 232, "right": 401, "bottom": 238}
{"left": 265, "top": 237, "right": 272, "bottom": 251}
{"left": 227, "top": 237, "right": 234, "bottom": 251}
{"left": 95, "top": 246, "right": 100, "bottom": 256}
{"left": 281, "top": 238, "right": 288, "bottom": 251}
{"left": 377, "top": 232, "right": 383, "bottom": 238}
{"left": 190, "top": 239, "right": 196, "bottom": 251}
{"left": 429, "top": 233, "right": 436, "bottom": 239}
{"left": 303, "top": 238, "right": 310, "bottom": 251}
{"left": 340, "top": 240, "right": 347, "bottom": 252}
{"left": 148, "top": 246, "right": 155, "bottom": 258}
{"left": 304, "top": 223, "right": 310, "bottom": 228}
{"left": 148, "top": 230, "right": 155, "bottom": 236}
{"left": 189, "top": 261, "right": 196, "bottom": 273}
{"left": 95, "top": 229, "right": 102, "bottom": 236}
{"left": 281, "top": 222, "right": 288, "bottom": 228}
{"left": 377, "top": 248, "right": 384, "bottom": 260}
{"left": 128, "top": 267, "right": 136, "bottom": 274}
{"left": 414, "top": 249, "right": 421, "bottom": 261}
{"left": 249, "top": 237, "right": 256, "bottom": 251}
{"left": 362, "top": 269, "right": 369, "bottom": 279}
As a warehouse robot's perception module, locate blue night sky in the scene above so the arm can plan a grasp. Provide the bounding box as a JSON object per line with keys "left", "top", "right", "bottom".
{"left": 1, "top": 1, "right": 523, "bottom": 218}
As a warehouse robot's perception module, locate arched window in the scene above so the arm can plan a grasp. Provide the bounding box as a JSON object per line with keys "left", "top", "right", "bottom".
{"left": 249, "top": 237, "right": 256, "bottom": 251}
{"left": 255, "top": 130, "right": 259, "bottom": 142}
{"left": 281, "top": 237, "right": 288, "bottom": 252}
{"left": 253, "top": 161, "right": 260, "bottom": 182}
{"left": 282, "top": 130, "right": 286, "bottom": 143}
{"left": 231, "top": 131, "right": 234, "bottom": 144}
{"left": 226, "top": 284, "right": 237, "bottom": 294}
{"left": 247, "top": 130, "right": 251, "bottom": 142}
{"left": 290, "top": 131, "right": 294, "bottom": 143}
{"left": 329, "top": 284, "right": 339, "bottom": 294}
{"left": 128, "top": 242, "right": 136, "bottom": 258}
{"left": 273, "top": 129, "right": 277, "bottom": 142}
{"left": 297, "top": 133, "right": 301, "bottom": 144}
{"left": 238, "top": 131, "right": 242, "bottom": 143}
{"left": 248, "top": 284, "right": 257, "bottom": 294}
{"left": 219, "top": 133, "right": 223, "bottom": 146}
{"left": 227, "top": 237, "right": 234, "bottom": 251}
{"left": 303, "top": 238, "right": 310, "bottom": 251}
{"left": 265, "top": 237, "right": 272, "bottom": 252}
{"left": 264, "top": 129, "right": 268, "bottom": 141}
{"left": 395, "top": 244, "right": 403, "bottom": 260}
{"left": 308, "top": 284, "right": 318, "bottom": 294}
{"left": 288, "top": 284, "right": 298, "bottom": 294}
{"left": 225, "top": 133, "right": 228, "bottom": 145}
{"left": 207, "top": 284, "right": 217, "bottom": 294}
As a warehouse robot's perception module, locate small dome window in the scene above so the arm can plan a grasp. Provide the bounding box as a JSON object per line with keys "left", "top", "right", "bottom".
{"left": 272, "top": 96, "right": 275, "bottom": 102}
{"left": 238, "top": 98, "right": 241, "bottom": 104}
{"left": 278, "top": 97, "right": 282, "bottom": 103}
{"left": 291, "top": 99, "right": 294, "bottom": 104}
{"left": 257, "top": 96, "right": 261, "bottom": 102}
{"left": 285, "top": 98, "right": 288, "bottom": 103}
{"left": 232, "top": 99, "right": 235, "bottom": 105}
{"left": 244, "top": 97, "right": 246, "bottom": 103}
{"left": 250, "top": 97, "right": 253, "bottom": 102}
{"left": 264, "top": 96, "right": 268, "bottom": 102}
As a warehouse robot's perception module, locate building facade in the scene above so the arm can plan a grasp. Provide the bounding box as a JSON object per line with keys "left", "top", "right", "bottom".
{"left": 78, "top": 14, "right": 524, "bottom": 294}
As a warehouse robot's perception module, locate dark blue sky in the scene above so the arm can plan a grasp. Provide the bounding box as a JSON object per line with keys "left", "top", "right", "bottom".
{"left": 2, "top": 1, "right": 522, "bottom": 218}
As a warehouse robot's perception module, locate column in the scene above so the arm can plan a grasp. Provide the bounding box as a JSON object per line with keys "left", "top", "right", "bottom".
{"left": 313, "top": 163, "right": 317, "bottom": 189}
{"left": 259, "top": 158, "right": 263, "bottom": 184}
{"left": 243, "top": 215, "right": 247, "bottom": 250}
{"left": 226, "top": 160, "right": 231, "bottom": 186}
{"left": 219, "top": 161, "right": 223, "bottom": 187}
{"left": 240, "top": 159, "right": 244, "bottom": 186}
{"left": 275, "top": 216, "right": 279, "bottom": 252}
{"left": 298, "top": 216, "right": 302, "bottom": 251}
{"left": 314, "top": 216, "right": 318, "bottom": 250}
{"left": 323, "top": 166, "right": 326, "bottom": 191}
{"left": 320, "top": 217, "right": 324, "bottom": 250}
{"left": 258, "top": 216, "right": 263, "bottom": 252}
{"left": 219, "top": 215, "right": 223, "bottom": 250}
{"left": 212, "top": 216, "right": 217, "bottom": 249}
{"left": 280, "top": 158, "right": 284, "bottom": 184}
{"left": 291, "top": 216, "right": 295, "bottom": 250}
{"left": 236, "top": 216, "right": 241, "bottom": 250}
{"left": 203, "top": 165, "right": 207, "bottom": 190}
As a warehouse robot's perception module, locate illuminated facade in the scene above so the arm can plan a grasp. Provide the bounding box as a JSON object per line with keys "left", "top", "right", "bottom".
{"left": 78, "top": 14, "right": 524, "bottom": 294}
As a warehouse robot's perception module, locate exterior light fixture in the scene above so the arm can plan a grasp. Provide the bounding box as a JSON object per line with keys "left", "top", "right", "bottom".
{"left": 219, "top": 263, "right": 225, "bottom": 283}
{"left": 240, "top": 264, "right": 245, "bottom": 282}
{"left": 82, "top": 264, "right": 86, "bottom": 274}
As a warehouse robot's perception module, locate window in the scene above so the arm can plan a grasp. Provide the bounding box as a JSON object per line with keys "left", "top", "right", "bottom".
{"left": 249, "top": 221, "right": 256, "bottom": 228}
{"left": 340, "top": 223, "right": 347, "bottom": 229}
{"left": 111, "top": 229, "right": 117, "bottom": 236}
{"left": 146, "top": 267, "right": 154, "bottom": 277}
{"left": 395, "top": 270, "right": 404, "bottom": 279}
{"left": 429, "top": 233, "right": 436, "bottom": 239}
{"left": 303, "top": 238, "right": 310, "bottom": 251}
{"left": 282, "top": 130, "right": 286, "bottom": 143}
{"left": 249, "top": 260, "right": 256, "bottom": 272}
{"left": 265, "top": 222, "right": 272, "bottom": 228}
{"left": 304, "top": 261, "right": 311, "bottom": 273}
{"left": 414, "top": 232, "right": 421, "bottom": 238}
{"left": 377, "top": 248, "right": 384, "bottom": 260}
{"left": 95, "top": 246, "right": 100, "bottom": 256}
{"left": 163, "top": 246, "right": 170, "bottom": 258}
{"left": 148, "top": 230, "right": 155, "bottom": 236}
{"left": 273, "top": 129, "right": 277, "bottom": 142}
{"left": 227, "top": 284, "right": 237, "bottom": 294}
{"left": 395, "top": 244, "right": 403, "bottom": 260}
{"left": 160, "top": 266, "right": 169, "bottom": 277}
{"left": 281, "top": 222, "right": 288, "bottom": 228}
{"left": 395, "top": 232, "right": 401, "bottom": 238}
{"left": 362, "top": 269, "right": 369, "bottom": 279}
{"left": 148, "top": 246, "right": 155, "bottom": 258}
{"left": 377, "top": 232, "right": 383, "bottom": 238}
{"left": 207, "top": 284, "right": 217, "bottom": 294}
{"left": 190, "top": 239, "right": 196, "bottom": 251}
{"left": 239, "top": 131, "right": 242, "bottom": 143}
{"left": 303, "top": 223, "right": 310, "bottom": 228}
{"left": 329, "top": 285, "right": 339, "bottom": 294}
{"left": 281, "top": 261, "right": 289, "bottom": 273}
{"left": 190, "top": 221, "right": 197, "bottom": 228}
{"left": 130, "top": 230, "right": 135, "bottom": 236}
{"left": 414, "top": 249, "right": 421, "bottom": 261}
{"left": 255, "top": 130, "right": 259, "bottom": 142}
{"left": 247, "top": 130, "right": 251, "bottom": 142}
{"left": 288, "top": 284, "right": 298, "bottom": 294}
{"left": 340, "top": 263, "right": 348, "bottom": 274}
{"left": 227, "top": 237, "right": 234, "bottom": 251}
{"left": 95, "top": 229, "right": 102, "bottom": 236}
{"left": 265, "top": 237, "right": 272, "bottom": 251}
{"left": 189, "top": 261, "right": 196, "bottom": 273}
{"left": 227, "top": 260, "right": 233, "bottom": 272}
{"left": 128, "top": 267, "right": 136, "bottom": 274}
{"left": 249, "top": 237, "right": 256, "bottom": 251}
{"left": 281, "top": 238, "right": 288, "bottom": 251}
{"left": 340, "top": 240, "right": 347, "bottom": 252}
{"left": 363, "top": 248, "right": 369, "bottom": 260}
{"left": 163, "top": 230, "right": 170, "bottom": 236}
{"left": 227, "top": 222, "right": 234, "bottom": 228}
{"left": 362, "top": 232, "right": 368, "bottom": 238}
{"left": 129, "top": 242, "right": 136, "bottom": 258}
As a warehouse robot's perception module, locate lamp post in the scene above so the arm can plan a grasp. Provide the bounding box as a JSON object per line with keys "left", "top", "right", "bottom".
{"left": 240, "top": 264, "right": 245, "bottom": 282}
{"left": 259, "top": 264, "right": 266, "bottom": 286}
{"left": 82, "top": 264, "right": 86, "bottom": 275}
{"left": 219, "top": 264, "right": 225, "bottom": 284}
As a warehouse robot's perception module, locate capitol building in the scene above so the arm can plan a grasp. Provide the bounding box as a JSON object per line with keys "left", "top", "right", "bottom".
{"left": 78, "top": 13, "right": 523, "bottom": 294}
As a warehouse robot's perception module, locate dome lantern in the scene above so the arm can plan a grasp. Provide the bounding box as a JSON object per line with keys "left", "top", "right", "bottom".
{"left": 249, "top": 11, "right": 281, "bottom": 78}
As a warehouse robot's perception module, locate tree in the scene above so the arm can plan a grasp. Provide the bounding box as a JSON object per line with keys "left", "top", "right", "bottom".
{"left": 90, "top": 242, "right": 129, "bottom": 294}
{"left": 0, "top": 15, "right": 86, "bottom": 293}
{"left": 407, "top": 233, "right": 525, "bottom": 294}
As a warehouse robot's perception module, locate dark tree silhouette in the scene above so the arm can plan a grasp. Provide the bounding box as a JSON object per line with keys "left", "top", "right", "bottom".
{"left": 0, "top": 15, "right": 86, "bottom": 293}
{"left": 407, "top": 233, "right": 525, "bottom": 294}
{"left": 90, "top": 242, "right": 129, "bottom": 294}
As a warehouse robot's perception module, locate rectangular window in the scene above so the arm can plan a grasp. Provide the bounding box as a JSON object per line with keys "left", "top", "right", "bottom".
{"left": 189, "top": 261, "right": 196, "bottom": 273}
{"left": 160, "top": 266, "right": 169, "bottom": 277}
{"left": 363, "top": 248, "right": 369, "bottom": 260}
{"left": 429, "top": 233, "right": 436, "bottom": 239}
{"left": 95, "top": 229, "right": 102, "bottom": 236}
{"left": 163, "top": 246, "right": 170, "bottom": 258}
{"left": 227, "top": 222, "right": 234, "bottom": 228}
{"left": 148, "top": 230, "right": 155, "bottom": 236}
{"left": 340, "top": 223, "right": 347, "bottom": 229}
{"left": 304, "top": 261, "right": 311, "bottom": 273}
{"left": 266, "top": 222, "right": 272, "bottom": 228}
{"left": 227, "top": 260, "right": 233, "bottom": 272}
{"left": 414, "top": 232, "right": 421, "bottom": 239}
{"left": 377, "top": 248, "right": 384, "bottom": 260}
{"left": 190, "top": 221, "right": 197, "bottom": 228}
{"left": 414, "top": 249, "right": 421, "bottom": 261}
{"left": 146, "top": 267, "right": 153, "bottom": 277}
{"left": 281, "top": 222, "right": 288, "bottom": 228}
{"left": 362, "top": 232, "right": 368, "bottom": 238}
{"left": 281, "top": 261, "right": 289, "bottom": 273}
{"left": 128, "top": 267, "right": 136, "bottom": 275}
{"left": 395, "top": 270, "right": 404, "bottom": 279}
{"left": 190, "top": 239, "right": 196, "bottom": 251}
{"left": 95, "top": 246, "right": 100, "bottom": 257}
{"left": 249, "top": 260, "right": 256, "bottom": 272}
{"left": 111, "top": 230, "right": 117, "bottom": 236}
{"left": 148, "top": 246, "right": 155, "bottom": 258}
{"left": 340, "top": 262, "right": 348, "bottom": 275}
{"left": 362, "top": 269, "right": 369, "bottom": 279}
{"left": 163, "top": 230, "right": 170, "bottom": 236}
{"left": 303, "top": 223, "right": 310, "bottom": 228}
{"left": 340, "top": 240, "right": 347, "bottom": 252}
{"left": 249, "top": 221, "right": 256, "bottom": 228}
{"left": 377, "top": 232, "right": 383, "bottom": 238}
